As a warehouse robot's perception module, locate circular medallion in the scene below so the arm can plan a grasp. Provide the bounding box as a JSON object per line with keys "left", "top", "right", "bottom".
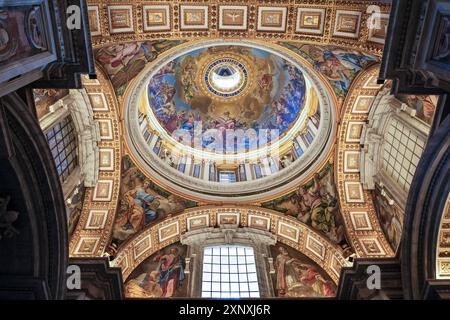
{"left": 204, "top": 58, "right": 248, "bottom": 98}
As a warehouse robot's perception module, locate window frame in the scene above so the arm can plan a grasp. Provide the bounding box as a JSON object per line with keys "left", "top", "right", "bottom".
{"left": 200, "top": 245, "right": 261, "bottom": 299}
{"left": 45, "top": 115, "right": 79, "bottom": 184}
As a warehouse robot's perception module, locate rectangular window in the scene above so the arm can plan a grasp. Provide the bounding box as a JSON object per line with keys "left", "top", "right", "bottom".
{"left": 218, "top": 171, "right": 237, "bottom": 183}
{"left": 209, "top": 163, "right": 216, "bottom": 181}
{"left": 45, "top": 116, "right": 78, "bottom": 183}
{"left": 153, "top": 138, "right": 162, "bottom": 154}
{"left": 268, "top": 158, "right": 278, "bottom": 174}
{"left": 254, "top": 164, "right": 263, "bottom": 179}
{"left": 382, "top": 119, "right": 426, "bottom": 191}
{"left": 294, "top": 142, "right": 304, "bottom": 158}
{"left": 193, "top": 164, "right": 201, "bottom": 178}
{"left": 238, "top": 164, "right": 247, "bottom": 182}
{"left": 201, "top": 245, "right": 260, "bottom": 299}
{"left": 305, "top": 131, "right": 314, "bottom": 144}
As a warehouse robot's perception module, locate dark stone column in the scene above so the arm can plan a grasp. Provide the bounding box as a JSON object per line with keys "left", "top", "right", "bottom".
{"left": 0, "top": 91, "right": 68, "bottom": 299}
{"left": 65, "top": 258, "right": 124, "bottom": 300}
{"left": 380, "top": 0, "right": 450, "bottom": 300}
{"left": 0, "top": 0, "right": 94, "bottom": 299}
{"left": 336, "top": 259, "right": 403, "bottom": 300}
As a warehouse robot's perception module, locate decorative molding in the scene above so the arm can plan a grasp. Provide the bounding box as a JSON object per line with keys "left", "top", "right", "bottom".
{"left": 69, "top": 66, "right": 122, "bottom": 258}
{"left": 107, "top": 5, "right": 134, "bottom": 34}
{"left": 218, "top": 5, "right": 248, "bottom": 31}
{"left": 437, "top": 193, "right": 450, "bottom": 279}
{"left": 143, "top": 4, "right": 171, "bottom": 32}
{"left": 333, "top": 10, "right": 362, "bottom": 39}
{"left": 86, "top": 0, "right": 390, "bottom": 57}
{"left": 257, "top": 6, "right": 288, "bottom": 32}
{"left": 88, "top": 5, "right": 102, "bottom": 37}
{"left": 180, "top": 5, "right": 209, "bottom": 30}
{"left": 335, "top": 65, "right": 395, "bottom": 258}
{"left": 111, "top": 206, "right": 347, "bottom": 284}
{"left": 296, "top": 8, "right": 326, "bottom": 35}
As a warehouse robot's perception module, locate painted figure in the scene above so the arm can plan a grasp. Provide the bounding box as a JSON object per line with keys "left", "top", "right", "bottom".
{"left": 263, "top": 164, "right": 347, "bottom": 246}
{"left": 153, "top": 247, "right": 186, "bottom": 297}
{"left": 279, "top": 42, "right": 377, "bottom": 97}
{"left": 96, "top": 40, "right": 184, "bottom": 95}
{"left": 123, "top": 177, "right": 159, "bottom": 231}
{"left": 111, "top": 157, "right": 195, "bottom": 245}
{"left": 144, "top": 46, "right": 308, "bottom": 151}
{"left": 125, "top": 271, "right": 163, "bottom": 298}
{"left": 274, "top": 246, "right": 335, "bottom": 297}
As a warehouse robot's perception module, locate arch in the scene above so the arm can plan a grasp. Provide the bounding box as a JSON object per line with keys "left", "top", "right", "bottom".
{"left": 334, "top": 64, "right": 395, "bottom": 258}
{"left": 111, "top": 205, "right": 347, "bottom": 284}
{"left": 69, "top": 67, "right": 123, "bottom": 258}
{"left": 0, "top": 92, "right": 68, "bottom": 299}
{"left": 401, "top": 114, "right": 450, "bottom": 299}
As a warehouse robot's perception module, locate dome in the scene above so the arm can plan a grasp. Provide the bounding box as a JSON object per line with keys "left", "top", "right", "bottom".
{"left": 124, "top": 40, "right": 336, "bottom": 202}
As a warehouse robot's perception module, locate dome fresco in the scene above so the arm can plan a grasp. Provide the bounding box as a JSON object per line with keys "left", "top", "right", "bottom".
{"left": 146, "top": 45, "right": 307, "bottom": 152}
{"left": 124, "top": 40, "right": 336, "bottom": 199}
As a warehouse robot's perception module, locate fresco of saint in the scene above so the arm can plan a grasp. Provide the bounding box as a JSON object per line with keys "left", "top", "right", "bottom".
{"left": 153, "top": 247, "right": 186, "bottom": 297}
{"left": 95, "top": 40, "right": 185, "bottom": 96}
{"left": 279, "top": 42, "right": 377, "bottom": 97}
{"left": 110, "top": 156, "right": 197, "bottom": 247}
{"left": 125, "top": 244, "right": 187, "bottom": 298}
{"left": 263, "top": 163, "right": 347, "bottom": 247}
{"left": 373, "top": 185, "right": 403, "bottom": 251}
{"left": 273, "top": 245, "right": 336, "bottom": 298}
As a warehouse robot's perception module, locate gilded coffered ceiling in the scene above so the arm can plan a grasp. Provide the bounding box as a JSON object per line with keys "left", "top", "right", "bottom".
{"left": 87, "top": 0, "right": 390, "bottom": 56}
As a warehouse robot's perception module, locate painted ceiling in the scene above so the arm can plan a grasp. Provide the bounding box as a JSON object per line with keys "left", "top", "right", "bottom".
{"left": 146, "top": 45, "right": 307, "bottom": 152}
{"left": 66, "top": 0, "right": 402, "bottom": 298}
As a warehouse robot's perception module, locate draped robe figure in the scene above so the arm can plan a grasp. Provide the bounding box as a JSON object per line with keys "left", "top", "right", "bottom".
{"left": 154, "top": 248, "right": 186, "bottom": 297}
{"left": 123, "top": 180, "right": 158, "bottom": 231}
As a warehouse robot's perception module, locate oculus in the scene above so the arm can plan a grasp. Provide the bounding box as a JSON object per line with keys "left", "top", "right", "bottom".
{"left": 205, "top": 58, "right": 248, "bottom": 97}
